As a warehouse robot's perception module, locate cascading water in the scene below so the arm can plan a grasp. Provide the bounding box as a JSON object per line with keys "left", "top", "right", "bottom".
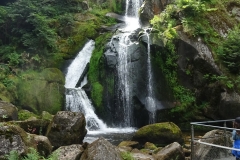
{"left": 145, "top": 30, "right": 157, "bottom": 123}
{"left": 65, "top": 40, "right": 108, "bottom": 131}
{"left": 117, "top": 33, "right": 132, "bottom": 126}
{"left": 65, "top": 40, "right": 135, "bottom": 140}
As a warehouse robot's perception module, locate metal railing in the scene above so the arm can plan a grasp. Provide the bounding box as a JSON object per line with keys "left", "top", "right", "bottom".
{"left": 190, "top": 119, "right": 240, "bottom": 160}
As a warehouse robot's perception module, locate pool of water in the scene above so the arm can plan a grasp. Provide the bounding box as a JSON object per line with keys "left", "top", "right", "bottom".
{"left": 83, "top": 127, "right": 136, "bottom": 146}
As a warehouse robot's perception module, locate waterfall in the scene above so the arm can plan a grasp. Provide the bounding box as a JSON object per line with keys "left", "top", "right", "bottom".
{"left": 145, "top": 31, "right": 156, "bottom": 123}
{"left": 65, "top": 40, "right": 108, "bottom": 131}
{"left": 117, "top": 33, "right": 132, "bottom": 127}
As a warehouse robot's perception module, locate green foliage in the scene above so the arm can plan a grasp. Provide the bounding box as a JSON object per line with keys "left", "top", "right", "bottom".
{"left": 216, "top": 25, "right": 240, "bottom": 74}
{"left": 5, "top": 147, "right": 58, "bottom": 160}
{"left": 18, "top": 110, "right": 39, "bottom": 121}
{"left": 121, "top": 152, "right": 135, "bottom": 160}
{"left": 88, "top": 33, "right": 112, "bottom": 111}
{"left": 6, "top": 150, "right": 19, "bottom": 160}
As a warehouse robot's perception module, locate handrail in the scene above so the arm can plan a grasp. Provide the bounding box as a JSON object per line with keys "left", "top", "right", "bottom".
{"left": 190, "top": 119, "right": 238, "bottom": 160}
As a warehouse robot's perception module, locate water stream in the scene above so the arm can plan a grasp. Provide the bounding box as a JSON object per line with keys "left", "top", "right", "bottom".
{"left": 145, "top": 30, "right": 156, "bottom": 123}
{"left": 65, "top": 40, "right": 108, "bottom": 131}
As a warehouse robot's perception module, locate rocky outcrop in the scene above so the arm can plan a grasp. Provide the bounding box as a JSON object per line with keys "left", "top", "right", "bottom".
{"left": 46, "top": 111, "right": 87, "bottom": 148}
{"left": 0, "top": 101, "right": 18, "bottom": 122}
{"left": 193, "top": 129, "right": 232, "bottom": 160}
{"left": 132, "top": 122, "right": 183, "bottom": 145}
{"left": 219, "top": 92, "right": 240, "bottom": 119}
{"left": 80, "top": 137, "right": 122, "bottom": 160}
{"left": 139, "top": 0, "right": 174, "bottom": 26}
{"left": 154, "top": 142, "right": 185, "bottom": 160}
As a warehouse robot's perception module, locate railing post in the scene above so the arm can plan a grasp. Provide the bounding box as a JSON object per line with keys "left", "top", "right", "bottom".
{"left": 224, "top": 121, "right": 227, "bottom": 157}
{"left": 191, "top": 124, "right": 194, "bottom": 160}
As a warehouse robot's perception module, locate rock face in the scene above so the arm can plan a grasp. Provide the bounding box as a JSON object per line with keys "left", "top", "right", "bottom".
{"left": 193, "top": 129, "right": 232, "bottom": 160}
{"left": 0, "top": 101, "right": 18, "bottom": 122}
{"left": 219, "top": 92, "right": 240, "bottom": 119}
{"left": 154, "top": 142, "right": 185, "bottom": 160}
{"left": 139, "top": 0, "right": 173, "bottom": 25}
{"left": 46, "top": 111, "right": 87, "bottom": 147}
{"left": 17, "top": 68, "right": 65, "bottom": 115}
{"left": 132, "top": 122, "right": 183, "bottom": 145}
{"left": 80, "top": 137, "right": 122, "bottom": 160}
{"left": 97, "top": 29, "right": 174, "bottom": 127}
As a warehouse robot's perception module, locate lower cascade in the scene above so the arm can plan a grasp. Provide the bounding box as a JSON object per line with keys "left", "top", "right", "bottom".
{"left": 65, "top": 40, "right": 107, "bottom": 131}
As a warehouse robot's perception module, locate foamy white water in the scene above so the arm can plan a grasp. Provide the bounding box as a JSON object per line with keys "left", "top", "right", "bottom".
{"left": 145, "top": 31, "right": 156, "bottom": 123}
{"left": 65, "top": 40, "right": 95, "bottom": 88}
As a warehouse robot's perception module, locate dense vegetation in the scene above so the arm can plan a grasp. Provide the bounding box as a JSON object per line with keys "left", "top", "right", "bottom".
{"left": 150, "top": 0, "right": 240, "bottom": 121}
{"left": 0, "top": 0, "right": 118, "bottom": 112}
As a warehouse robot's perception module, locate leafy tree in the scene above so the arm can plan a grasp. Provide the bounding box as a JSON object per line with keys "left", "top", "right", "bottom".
{"left": 217, "top": 25, "right": 240, "bottom": 74}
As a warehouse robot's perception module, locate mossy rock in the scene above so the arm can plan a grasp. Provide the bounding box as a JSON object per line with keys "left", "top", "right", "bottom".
{"left": 0, "top": 83, "right": 15, "bottom": 103}
{"left": 16, "top": 68, "right": 65, "bottom": 115}
{"left": 132, "top": 122, "right": 184, "bottom": 146}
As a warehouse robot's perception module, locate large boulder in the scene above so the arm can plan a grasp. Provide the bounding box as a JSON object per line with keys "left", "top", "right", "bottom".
{"left": 153, "top": 142, "right": 185, "bottom": 160}
{"left": 16, "top": 68, "right": 65, "bottom": 114}
{"left": 193, "top": 129, "right": 232, "bottom": 160}
{"left": 80, "top": 137, "right": 122, "bottom": 160}
{"left": 46, "top": 111, "right": 87, "bottom": 148}
{"left": 53, "top": 144, "right": 85, "bottom": 160}
{"left": 132, "top": 122, "right": 183, "bottom": 145}
{"left": 0, "top": 101, "right": 18, "bottom": 122}
{"left": 0, "top": 123, "right": 52, "bottom": 158}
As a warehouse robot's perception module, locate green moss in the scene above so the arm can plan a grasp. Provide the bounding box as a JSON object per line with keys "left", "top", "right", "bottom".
{"left": 92, "top": 82, "right": 104, "bottom": 111}
{"left": 88, "top": 33, "right": 113, "bottom": 111}
{"left": 18, "top": 110, "right": 39, "bottom": 121}
{"left": 16, "top": 69, "right": 65, "bottom": 114}
{"left": 135, "top": 122, "right": 182, "bottom": 137}
{"left": 120, "top": 152, "right": 135, "bottom": 160}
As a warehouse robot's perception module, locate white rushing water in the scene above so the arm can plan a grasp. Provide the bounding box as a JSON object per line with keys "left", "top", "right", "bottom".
{"left": 65, "top": 40, "right": 108, "bottom": 131}
{"left": 117, "top": 33, "right": 132, "bottom": 126}
{"left": 145, "top": 31, "right": 156, "bottom": 123}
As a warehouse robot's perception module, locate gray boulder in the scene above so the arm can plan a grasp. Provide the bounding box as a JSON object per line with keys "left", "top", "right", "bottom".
{"left": 154, "top": 142, "right": 185, "bottom": 160}
{"left": 0, "top": 101, "right": 18, "bottom": 122}
{"left": 53, "top": 144, "right": 85, "bottom": 160}
{"left": 46, "top": 111, "right": 87, "bottom": 147}
{"left": 80, "top": 137, "right": 122, "bottom": 160}
{"left": 193, "top": 129, "right": 232, "bottom": 160}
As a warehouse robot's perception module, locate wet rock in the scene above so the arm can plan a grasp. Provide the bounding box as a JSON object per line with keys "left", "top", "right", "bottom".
{"left": 0, "top": 101, "right": 18, "bottom": 122}
{"left": 46, "top": 111, "right": 87, "bottom": 148}
{"left": 153, "top": 142, "right": 185, "bottom": 160}
{"left": 80, "top": 137, "right": 122, "bottom": 160}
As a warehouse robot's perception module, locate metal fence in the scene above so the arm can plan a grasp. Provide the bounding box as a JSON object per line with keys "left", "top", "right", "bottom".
{"left": 190, "top": 119, "right": 240, "bottom": 160}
